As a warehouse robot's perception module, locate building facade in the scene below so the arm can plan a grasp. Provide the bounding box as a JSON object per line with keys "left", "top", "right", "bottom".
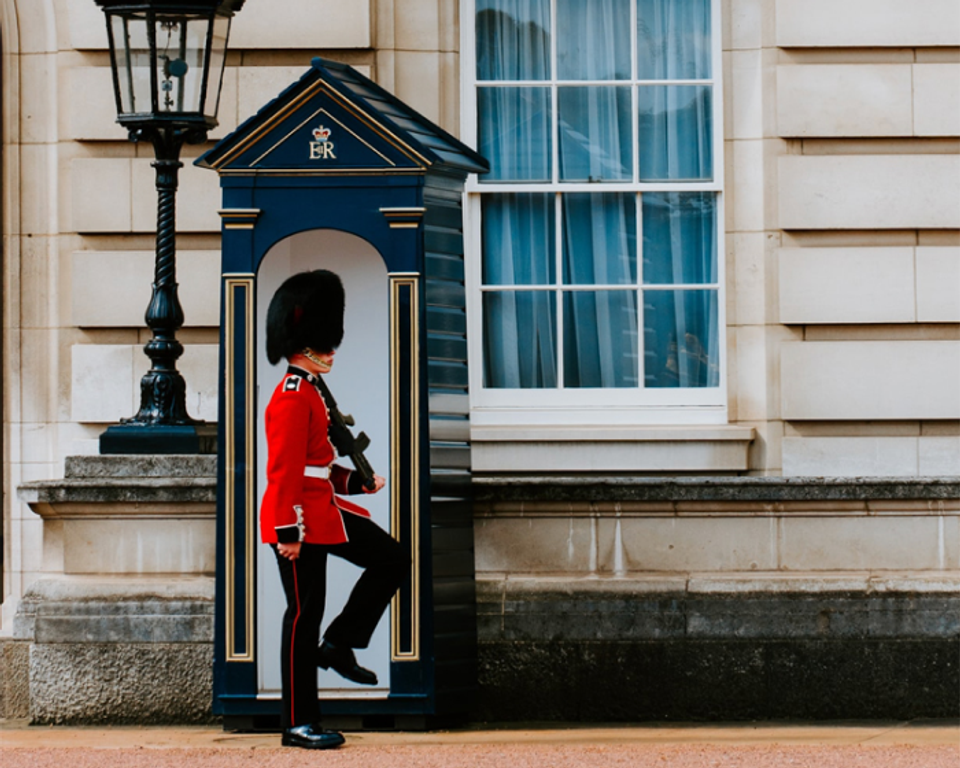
{"left": 1, "top": 0, "right": 958, "bottom": 721}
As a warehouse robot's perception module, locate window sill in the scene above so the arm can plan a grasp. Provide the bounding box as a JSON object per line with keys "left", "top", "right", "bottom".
{"left": 471, "top": 424, "right": 756, "bottom": 474}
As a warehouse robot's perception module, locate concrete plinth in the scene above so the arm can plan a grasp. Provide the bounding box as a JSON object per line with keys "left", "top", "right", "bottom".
{"left": 13, "top": 455, "right": 217, "bottom": 724}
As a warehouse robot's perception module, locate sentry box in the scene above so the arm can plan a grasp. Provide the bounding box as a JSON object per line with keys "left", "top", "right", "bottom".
{"left": 196, "top": 59, "right": 488, "bottom": 729}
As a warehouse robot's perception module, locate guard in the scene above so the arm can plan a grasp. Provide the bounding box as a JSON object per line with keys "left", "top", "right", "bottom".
{"left": 261, "top": 269, "right": 409, "bottom": 749}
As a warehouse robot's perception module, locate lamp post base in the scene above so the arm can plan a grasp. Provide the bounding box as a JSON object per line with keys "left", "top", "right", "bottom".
{"left": 99, "top": 424, "right": 217, "bottom": 455}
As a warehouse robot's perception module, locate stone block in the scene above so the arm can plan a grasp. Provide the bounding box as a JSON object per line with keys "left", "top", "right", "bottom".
{"left": 916, "top": 247, "right": 960, "bottom": 322}
{"left": 237, "top": 66, "right": 310, "bottom": 124}
{"left": 71, "top": 251, "right": 221, "bottom": 327}
{"left": 30, "top": 643, "right": 215, "bottom": 724}
{"left": 598, "top": 516, "right": 779, "bottom": 573}
{"left": 734, "top": 325, "right": 768, "bottom": 421}
{"left": 67, "top": 0, "right": 110, "bottom": 50}
{"left": 63, "top": 67, "right": 126, "bottom": 141}
{"left": 71, "top": 344, "right": 137, "bottom": 423}
{"left": 781, "top": 341, "right": 960, "bottom": 420}
{"left": 782, "top": 437, "right": 919, "bottom": 477}
{"left": 395, "top": 0, "right": 441, "bottom": 51}
{"left": 919, "top": 436, "right": 960, "bottom": 476}
{"left": 730, "top": 49, "right": 764, "bottom": 140}
{"left": 914, "top": 64, "right": 960, "bottom": 137}
{"left": 778, "top": 247, "right": 916, "bottom": 324}
{"left": 728, "top": 0, "right": 768, "bottom": 50}
{"left": 474, "top": 517, "right": 596, "bottom": 574}
{"left": 0, "top": 641, "right": 30, "bottom": 718}
{"left": 63, "top": 519, "right": 215, "bottom": 575}
{"left": 230, "top": 0, "right": 370, "bottom": 49}
{"left": 731, "top": 139, "right": 765, "bottom": 232}
{"left": 776, "top": 65, "right": 913, "bottom": 137}
{"left": 393, "top": 51, "right": 442, "bottom": 125}
{"left": 779, "top": 516, "right": 943, "bottom": 570}
{"left": 779, "top": 155, "right": 960, "bottom": 230}
{"left": 70, "top": 159, "right": 132, "bottom": 233}
{"left": 776, "top": 0, "right": 960, "bottom": 47}
{"left": 20, "top": 53, "right": 56, "bottom": 145}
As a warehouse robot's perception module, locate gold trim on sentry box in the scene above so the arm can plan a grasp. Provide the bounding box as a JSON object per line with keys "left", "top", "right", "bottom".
{"left": 219, "top": 209, "right": 261, "bottom": 230}
{"left": 389, "top": 274, "right": 421, "bottom": 662}
{"left": 224, "top": 275, "right": 256, "bottom": 663}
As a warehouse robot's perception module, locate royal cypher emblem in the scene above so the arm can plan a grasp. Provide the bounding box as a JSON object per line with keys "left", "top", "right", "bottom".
{"left": 309, "top": 124, "right": 336, "bottom": 160}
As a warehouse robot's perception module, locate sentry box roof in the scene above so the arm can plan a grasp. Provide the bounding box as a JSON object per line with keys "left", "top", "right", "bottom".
{"left": 196, "top": 57, "right": 488, "bottom": 177}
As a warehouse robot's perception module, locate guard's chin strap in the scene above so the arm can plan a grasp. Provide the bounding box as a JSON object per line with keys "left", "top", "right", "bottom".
{"left": 302, "top": 348, "right": 333, "bottom": 373}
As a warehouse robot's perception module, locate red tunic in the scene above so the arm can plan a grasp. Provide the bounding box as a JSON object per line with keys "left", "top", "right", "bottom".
{"left": 260, "top": 366, "right": 370, "bottom": 545}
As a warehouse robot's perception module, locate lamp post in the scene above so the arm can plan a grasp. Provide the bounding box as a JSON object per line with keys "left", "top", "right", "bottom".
{"left": 94, "top": 0, "right": 245, "bottom": 454}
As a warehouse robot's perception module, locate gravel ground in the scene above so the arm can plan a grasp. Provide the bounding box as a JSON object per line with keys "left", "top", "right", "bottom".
{"left": 3, "top": 744, "right": 958, "bottom": 768}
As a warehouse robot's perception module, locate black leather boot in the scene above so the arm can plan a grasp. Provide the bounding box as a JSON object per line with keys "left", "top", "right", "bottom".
{"left": 318, "top": 639, "right": 378, "bottom": 685}
{"left": 281, "top": 723, "right": 345, "bottom": 749}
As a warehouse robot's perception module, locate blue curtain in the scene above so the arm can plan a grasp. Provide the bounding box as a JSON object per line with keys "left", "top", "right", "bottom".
{"left": 556, "top": 0, "right": 631, "bottom": 80}
{"left": 476, "top": 0, "right": 551, "bottom": 80}
{"left": 562, "top": 194, "right": 638, "bottom": 388}
{"left": 482, "top": 195, "right": 557, "bottom": 388}
{"left": 637, "top": 0, "right": 712, "bottom": 80}
{"left": 642, "top": 193, "right": 719, "bottom": 388}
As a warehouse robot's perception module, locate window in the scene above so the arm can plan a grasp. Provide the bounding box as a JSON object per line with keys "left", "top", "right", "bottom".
{"left": 464, "top": 0, "right": 725, "bottom": 423}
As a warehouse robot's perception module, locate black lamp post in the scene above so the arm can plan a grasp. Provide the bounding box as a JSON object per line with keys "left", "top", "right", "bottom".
{"left": 95, "top": 0, "right": 245, "bottom": 454}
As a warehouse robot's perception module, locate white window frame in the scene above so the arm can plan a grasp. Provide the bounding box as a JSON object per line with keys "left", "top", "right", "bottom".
{"left": 461, "top": 0, "right": 727, "bottom": 427}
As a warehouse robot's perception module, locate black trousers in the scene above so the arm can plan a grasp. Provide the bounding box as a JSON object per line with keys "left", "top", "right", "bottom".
{"left": 272, "top": 511, "right": 410, "bottom": 728}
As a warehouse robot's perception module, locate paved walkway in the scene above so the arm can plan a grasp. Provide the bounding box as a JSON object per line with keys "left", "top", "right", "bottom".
{"left": 2, "top": 719, "right": 957, "bottom": 768}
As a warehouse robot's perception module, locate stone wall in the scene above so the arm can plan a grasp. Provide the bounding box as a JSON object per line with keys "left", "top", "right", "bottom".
{"left": 471, "top": 477, "right": 960, "bottom": 720}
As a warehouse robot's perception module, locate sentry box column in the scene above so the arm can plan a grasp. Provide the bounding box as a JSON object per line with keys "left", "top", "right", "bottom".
{"left": 196, "top": 59, "right": 488, "bottom": 729}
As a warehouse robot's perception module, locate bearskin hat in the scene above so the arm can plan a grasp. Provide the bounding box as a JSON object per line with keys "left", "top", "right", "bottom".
{"left": 266, "top": 270, "right": 345, "bottom": 364}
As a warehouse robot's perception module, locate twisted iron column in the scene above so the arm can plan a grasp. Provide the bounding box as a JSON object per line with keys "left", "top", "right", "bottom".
{"left": 123, "top": 126, "right": 204, "bottom": 428}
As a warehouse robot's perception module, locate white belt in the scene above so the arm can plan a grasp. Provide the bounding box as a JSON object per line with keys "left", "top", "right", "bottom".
{"left": 304, "top": 465, "right": 331, "bottom": 479}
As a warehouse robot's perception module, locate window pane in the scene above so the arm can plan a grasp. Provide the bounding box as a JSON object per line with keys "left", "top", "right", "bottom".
{"left": 477, "top": 0, "right": 551, "bottom": 80}
{"left": 479, "top": 87, "right": 552, "bottom": 182}
{"left": 562, "top": 193, "right": 636, "bottom": 285}
{"left": 482, "top": 193, "right": 556, "bottom": 285}
{"left": 484, "top": 291, "right": 557, "bottom": 388}
{"left": 556, "top": 0, "right": 631, "bottom": 80}
{"left": 558, "top": 87, "right": 633, "bottom": 182}
{"left": 642, "top": 192, "right": 717, "bottom": 284}
{"left": 643, "top": 289, "right": 719, "bottom": 388}
{"left": 638, "top": 86, "right": 712, "bottom": 181}
{"left": 637, "top": 0, "right": 712, "bottom": 80}
{"left": 564, "top": 291, "right": 638, "bottom": 388}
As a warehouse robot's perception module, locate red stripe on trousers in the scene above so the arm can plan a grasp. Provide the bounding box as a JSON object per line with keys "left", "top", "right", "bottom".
{"left": 289, "top": 563, "right": 301, "bottom": 725}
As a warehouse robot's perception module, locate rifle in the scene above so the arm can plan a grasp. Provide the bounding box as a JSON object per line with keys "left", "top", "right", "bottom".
{"left": 313, "top": 374, "right": 377, "bottom": 491}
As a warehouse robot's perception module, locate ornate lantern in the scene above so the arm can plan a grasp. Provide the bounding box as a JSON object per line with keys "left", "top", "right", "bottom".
{"left": 93, "top": 1, "right": 245, "bottom": 452}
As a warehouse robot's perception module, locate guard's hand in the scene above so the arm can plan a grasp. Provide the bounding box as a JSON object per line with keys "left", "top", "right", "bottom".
{"left": 363, "top": 474, "right": 386, "bottom": 494}
{"left": 277, "top": 542, "right": 301, "bottom": 561}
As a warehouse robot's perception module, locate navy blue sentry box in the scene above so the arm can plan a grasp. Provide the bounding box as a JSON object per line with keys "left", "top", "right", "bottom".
{"left": 196, "top": 58, "right": 488, "bottom": 730}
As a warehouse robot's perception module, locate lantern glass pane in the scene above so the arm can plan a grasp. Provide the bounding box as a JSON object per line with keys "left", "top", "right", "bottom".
{"left": 204, "top": 15, "right": 231, "bottom": 119}
{"left": 155, "top": 14, "right": 209, "bottom": 115}
{"left": 110, "top": 12, "right": 152, "bottom": 115}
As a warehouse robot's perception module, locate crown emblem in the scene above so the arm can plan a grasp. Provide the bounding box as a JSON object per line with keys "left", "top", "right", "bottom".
{"left": 312, "top": 125, "right": 332, "bottom": 142}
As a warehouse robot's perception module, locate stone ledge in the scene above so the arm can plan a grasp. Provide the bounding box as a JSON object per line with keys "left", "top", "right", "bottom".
{"left": 477, "top": 571, "right": 960, "bottom": 597}
{"left": 19, "top": 478, "right": 216, "bottom": 509}
{"left": 14, "top": 577, "right": 215, "bottom": 642}
{"left": 65, "top": 455, "right": 216, "bottom": 479}
{"left": 473, "top": 476, "right": 960, "bottom": 504}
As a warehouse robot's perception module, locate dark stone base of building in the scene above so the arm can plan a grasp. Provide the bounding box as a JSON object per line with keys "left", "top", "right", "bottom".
{"left": 476, "top": 638, "right": 959, "bottom": 721}
{"left": 474, "top": 579, "right": 960, "bottom": 721}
